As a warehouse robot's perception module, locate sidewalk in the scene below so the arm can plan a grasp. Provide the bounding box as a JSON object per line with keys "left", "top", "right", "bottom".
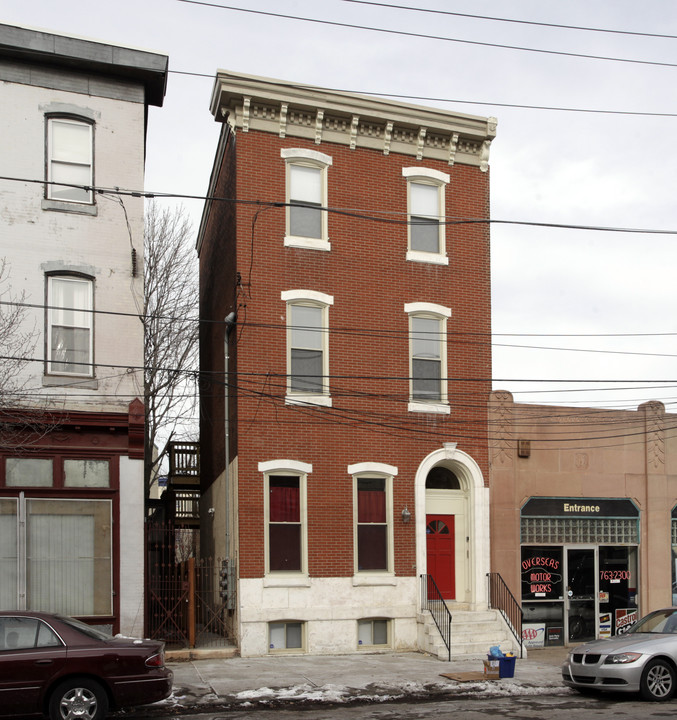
{"left": 139, "top": 646, "right": 572, "bottom": 716}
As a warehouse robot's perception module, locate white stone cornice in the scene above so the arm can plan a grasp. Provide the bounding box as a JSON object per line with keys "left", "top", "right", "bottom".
{"left": 211, "top": 71, "right": 497, "bottom": 168}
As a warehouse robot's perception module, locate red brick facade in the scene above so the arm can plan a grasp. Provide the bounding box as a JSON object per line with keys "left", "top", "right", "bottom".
{"left": 198, "top": 73, "right": 495, "bottom": 655}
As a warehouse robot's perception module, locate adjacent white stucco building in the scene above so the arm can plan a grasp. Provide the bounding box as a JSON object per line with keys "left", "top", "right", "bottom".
{"left": 0, "top": 24, "right": 167, "bottom": 635}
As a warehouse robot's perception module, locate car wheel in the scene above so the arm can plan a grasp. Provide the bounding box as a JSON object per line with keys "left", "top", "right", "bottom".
{"left": 48, "top": 678, "right": 109, "bottom": 720}
{"left": 640, "top": 658, "right": 676, "bottom": 701}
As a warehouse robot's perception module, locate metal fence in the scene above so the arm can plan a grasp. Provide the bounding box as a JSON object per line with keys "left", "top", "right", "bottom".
{"left": 145, "top": 521, "right": 235, "bottom": 648}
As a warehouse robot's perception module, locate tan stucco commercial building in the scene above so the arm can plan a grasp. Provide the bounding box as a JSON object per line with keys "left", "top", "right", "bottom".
{"left": 489, "top": 390, "right": 677, "bottom": 648}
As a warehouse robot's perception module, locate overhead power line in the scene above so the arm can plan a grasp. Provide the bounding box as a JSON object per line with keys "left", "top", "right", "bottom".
{"left": 4, "top": 298, "right": 677, "bottom": 361}
{"left": 170, "top": 68, "right": 677, "bottom": 118}
{"left": 340, "top": 0, "right": 677, "bottom": 41}
{"left": 3, "top": 174, "right": 677, "bottom": 236}
{"left": 176, "top": 0, "right": 677, "bottom": 70}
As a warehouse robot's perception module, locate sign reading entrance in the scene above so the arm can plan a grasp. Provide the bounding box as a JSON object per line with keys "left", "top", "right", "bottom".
{"left": 521, "top": 547, "right": 563, "bottom": 600}
{"left": 521, "top": 497, "right": 639, "bottom": 518}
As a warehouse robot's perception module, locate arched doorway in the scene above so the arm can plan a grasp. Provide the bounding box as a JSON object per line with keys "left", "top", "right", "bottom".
{"left": 415, "top": 445, "right": 490, "bottom": 610}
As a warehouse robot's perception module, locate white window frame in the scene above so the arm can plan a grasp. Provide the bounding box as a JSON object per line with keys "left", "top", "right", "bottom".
{"left": 405, "top": 302, "right": 451, "bottom": 414}
{"left": 282, "top": 290, "right": 334, "bottom": 407}
{"left": 349, "top": 462, "right": 397, "bottom": 581}
{"left": 403, "top": 167, "right": 450, "bottom": 265}
{"left": 357, "top": 617, "right": 391, "bottom": 648}
{"left": 268, "top": 620, "right": 305, "bottom": 653}
{"left": 282, "top": 148, "right": 332, "bottom": 251}
{"left": 47, "top": 117, "right": 94, "bottom": 204}
{"left": 47, "top": 275, "right": 94, "bottom": 377}
{"left": 259, "top": 460, "right": 311, "bottom": 584}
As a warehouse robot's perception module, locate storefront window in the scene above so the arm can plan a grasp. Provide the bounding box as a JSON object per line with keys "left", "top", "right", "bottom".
{"left": 521, "top": 547, "right": 564, "bottom": 646}
{"left": 598, "top": 546, "right": 638, "bottom": 637}
{"left": 0, "top": 497, "right": 112, "bottom": 616}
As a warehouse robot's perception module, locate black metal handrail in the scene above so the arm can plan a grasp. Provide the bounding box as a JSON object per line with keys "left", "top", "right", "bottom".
{"left": 420, "top": 574, "right": 451, "bottom": 661}
{"left": 487, "top": 572, "right": 523, "bottom": 658}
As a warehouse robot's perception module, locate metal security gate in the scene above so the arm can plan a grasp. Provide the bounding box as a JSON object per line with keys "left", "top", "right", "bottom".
{"left": 145, "top": 521, "right": 235, "bottom": 648}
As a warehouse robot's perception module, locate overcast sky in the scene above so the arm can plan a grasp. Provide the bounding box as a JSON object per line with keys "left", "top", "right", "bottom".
{"left": 3, "top": 0, "right": 677, "bottom": 415}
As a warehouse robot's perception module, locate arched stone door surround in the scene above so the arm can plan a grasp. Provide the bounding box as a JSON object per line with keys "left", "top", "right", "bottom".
{"left": 415, "top": 443, "right": 490, "bottom": 611}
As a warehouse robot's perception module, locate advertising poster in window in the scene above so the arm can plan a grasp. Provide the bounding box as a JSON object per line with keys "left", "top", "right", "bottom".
{"left": 616, "top": 608, "right": 638, "bottom": 635}
{"left": 522, "top": 623, "right": 546, "bottom": 648}
{"left": 521, "top": 547, "right": 563, "bottom": 601}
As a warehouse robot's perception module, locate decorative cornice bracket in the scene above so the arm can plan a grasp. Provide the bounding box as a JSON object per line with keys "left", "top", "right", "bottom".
{"left": 242, "top": 96, "right": 251, "bottom": 132}
{"left": 479, "top": 139, "right": 492, "bottom": 172}
{"left": 416, "top": 127, "right": 427, "bottom": 160}
{"left": 349, "top": 115, "right": 359, "bottom": 150}
{"left": 448, "top": 133, "right": 459, "bottom": 166}
{"left": 383, "top": 121, "right": 393, "bottom": 155}
{"left": 315, "top": 109, "right": 324, "bottom": 144}
{"left": 279, "top": 103, "right": 288, "bottom": 138}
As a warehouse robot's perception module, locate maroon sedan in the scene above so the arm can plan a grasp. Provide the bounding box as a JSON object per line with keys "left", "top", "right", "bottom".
{"left": 0, "top": 611, "right": 173, "bottom": 720}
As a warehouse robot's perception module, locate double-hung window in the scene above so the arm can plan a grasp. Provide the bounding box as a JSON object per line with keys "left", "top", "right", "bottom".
{"left": 403, "top": 167, "right": 450, "bottom": 265}
{"left": 282, "top": 148, "right": 332, "bottom": 251}
{"left": 260, "top": 460, "right": 310, "bottom": 578}
{"left": 405, "top": 302, "right": 451, "bottom": 413}
{"left": 47, "top": 275, "right": 94, "bottom": 377}
{"left": 350, "top": 463, "right": 397, "bottom": 576}
{"left": 282, "top": 290, "right": 333, "bottom": 407}
{"left": 47, "top": 117, "right": 93, "bottom": 204}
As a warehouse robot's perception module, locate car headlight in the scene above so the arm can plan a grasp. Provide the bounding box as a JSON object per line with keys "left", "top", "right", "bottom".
{"left": 604, "top": 652, "right": 642, "bottom": 664}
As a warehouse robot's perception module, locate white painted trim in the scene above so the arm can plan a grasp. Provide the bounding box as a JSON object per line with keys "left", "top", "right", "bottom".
{"left": 119, "top": 456, "right": 144, "bottom": 636}
{"left": 263, "top": 575, "right": 311, "bottom": 587}
{"left": 414, "top": 446, "right": 490, "bottom": 611}
{"left": 406, "top": 250, "right": 448, "bottom": 266}
{"left": 285, "top": 394, "right": 332, "bottom": 407}
{"left": 281, "top": 147, "right": 333, "bottom": 166}
{"left": 258, "top": 459, "right": 313, "bottom": 474}
{"left": 284, "top": 236, "right": 331, "bottom": 251}
{"left": 347, "top": 462, "right": 398, "bottom": 477}
{"left": 282, "top": 289, "right": 334, "bottom": 305}
{"left": 407, "top": 401, "right": 451, "bottom": 415}
{"left": 402, "top": 166, "right": 450, "bottom": 184}
{"left": 404, "top": 301, "right": 451, "bottom": 317}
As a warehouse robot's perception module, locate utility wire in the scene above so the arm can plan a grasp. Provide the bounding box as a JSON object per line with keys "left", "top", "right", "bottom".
{"left": 169, "top": 68, "right": 677, "bottom": 118}
{"left": 3, "top": 175, "right": 677, "bottom": 236}
{"left": 339, "top": 0, "right": 677, "bottom": 41}
{"left": 5, "top": 351, "right": 677, "bottom": 386}
{"left": 176, "top": 0, "right": 677, "bottom": 70}
{"left": 5, "top": 299, "right": 677, "bottom": 361}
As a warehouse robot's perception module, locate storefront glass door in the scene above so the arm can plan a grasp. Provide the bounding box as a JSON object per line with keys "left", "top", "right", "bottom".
{"left": 566, "top": 548, "right": 596, "bottom": 642}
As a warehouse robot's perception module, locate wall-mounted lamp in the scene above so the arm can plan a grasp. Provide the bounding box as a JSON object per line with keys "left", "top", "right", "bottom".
{"left": 401, "top": 505, "right": 411, "bottom": 524}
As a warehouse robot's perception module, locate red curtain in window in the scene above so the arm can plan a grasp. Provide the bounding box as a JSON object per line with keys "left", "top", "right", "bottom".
{"left": 358, "top": 490, "right": 385, "bottom": 523}
{"left": 270, "top": 485, "right": 300, "bottom": 522}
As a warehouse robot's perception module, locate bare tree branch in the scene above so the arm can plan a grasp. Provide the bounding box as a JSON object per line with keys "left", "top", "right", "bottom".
{"left": 143, "top": 201, "right": 199, "bottom": 496}
{"left": 0, "top": 258, "right": 58, "bottom": 450}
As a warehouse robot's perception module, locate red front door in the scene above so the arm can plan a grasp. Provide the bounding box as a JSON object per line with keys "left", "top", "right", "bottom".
{"left": 426, "top": 515, "right": 455, "bottom": 598}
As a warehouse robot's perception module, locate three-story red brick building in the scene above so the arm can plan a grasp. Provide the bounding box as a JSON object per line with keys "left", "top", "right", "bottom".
{"left": 197, "top": 72, "right": 497, "bottom": 656}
